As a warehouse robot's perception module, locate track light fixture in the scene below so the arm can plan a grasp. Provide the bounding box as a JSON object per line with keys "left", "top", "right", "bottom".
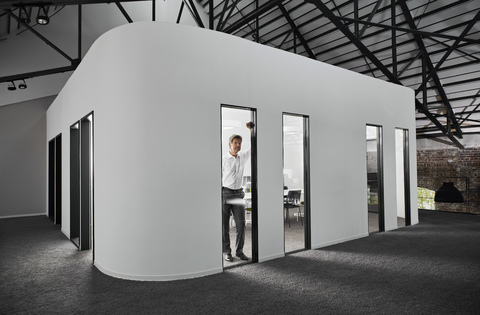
{"left": 19, "top": 7, "right": 31, "bottom": 24}
{"left": 19, "top": 79, "right": 27, "bottom": 89}
{"left": 8, "top": 81, "right": 17, "bottom": 91}
{"left": 6, "top": 80, "right": 28, "bottom": 91}
{"left": 36, "top": 6, "right": 50, "bottom": 25}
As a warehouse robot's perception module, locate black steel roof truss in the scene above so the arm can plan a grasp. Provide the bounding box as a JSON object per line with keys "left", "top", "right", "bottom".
{"left": 0, "top": 4, "right": 82, "bottom": 84}
{"left": 398, "top": 0, "right": 462, "bottom": 138}
{"left": 313, "top": 17, "right": 478, "bottom": 68}
{"left": 303, "top": 0, "right": 464, "bottom": 147}
{"left": 115, "top": 2, "right": 133, "bottom": 23}
{"left": 0, "top": 64, "right": 78, "bottom": 83}
{"left": 288, "top": 1, "right": 477, "bottom": 61}
{"left": 334, "top": 15, "right": 480, "bottom": 45}
{"left": 414, "top": 10, "right": 480, "bottom": 96}
{"left": 0, "top": 0, "right": 149, "bottom": 8}
{"left": 177, "top": 1, "right": 185, "bottom": 24}
{"left": 4, "top": 9, "right": 75, "bottom": 64}
{"left": 183, "top": 0, "right": 205, "bottom": 28}
{"left": 208, "top": 0, "right": 213, "bottom": 29}
{"left": 227, "top": 2, "right": 287, "bottom": 40}
{"left": 215, "top": 0, "right": 230, "bottom": 30}
{"left": 222, "top": 0, "right": 286, "bottom": 34}
{"left": 357, "top": 0, "right": 384, "bottom": 39}
{"left": 305, "top": 0, "right": 400, "bottom": 84}
{"left": 276, "top": 28, "right": 293, "bottom": 49}
{"left": 217, "top": 0, "right": 246, "bottom": 32}
{"left": 277, "top": 3, "right": 316, "bottom": 59}
{"left": 334, "top": 30, "right": 476, "bottom": 75}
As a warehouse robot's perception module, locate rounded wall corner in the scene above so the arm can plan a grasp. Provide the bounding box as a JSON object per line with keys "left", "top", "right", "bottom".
{"left": 94, "top": 261, "right": 223, "bottom": 282}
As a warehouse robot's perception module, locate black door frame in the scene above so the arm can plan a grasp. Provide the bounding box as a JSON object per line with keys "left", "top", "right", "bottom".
{"left": 48, "top": 133, "right": 62, "bottom": 226}
{"left": 367, "top": 124, "right": 385, "bottom": 232}
{"left": 70, "top": 122, "right": 80, "bottom": 248}
{"left": 70, "top": 112, "right": 94, "bottom": 257}
{"left": 282, "top": 112, "right": 311, "bottom": 252}
{"left": 220, "top": 104, "right": 258, "bottom": 264}
{"left": 397, "top": 128, "right": 411, "bottom": 226}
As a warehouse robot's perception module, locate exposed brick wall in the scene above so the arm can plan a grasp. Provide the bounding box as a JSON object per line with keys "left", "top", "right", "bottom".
{"left": 417, "top": 148, "right": 480, "bottom": 214}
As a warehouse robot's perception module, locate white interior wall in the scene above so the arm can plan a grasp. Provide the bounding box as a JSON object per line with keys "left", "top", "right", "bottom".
{"left": 46, "top": 21, "right": 417, "bottom": 281}
{"left": 0, "top": 96, "right": 53, "bottom": 218}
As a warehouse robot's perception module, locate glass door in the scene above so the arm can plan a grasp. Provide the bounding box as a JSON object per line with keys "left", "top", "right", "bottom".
{"left": 283, "top": 113, "right": 310, "bottom": 253}
{"left": 366, "top": 125, "right": 384, "bottom": 234}
{"left": 221, "top": 105, "right": 257, "bottom": 267}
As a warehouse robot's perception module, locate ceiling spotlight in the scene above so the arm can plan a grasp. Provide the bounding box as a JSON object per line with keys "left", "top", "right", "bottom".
{"left": 19, "top": 79, "right": 27, "bottom": 89}
{"left": 36, "top": 6, "right": 50, "bottom": 25}
{"left": 19, "top": 7, "right": 31, "bottom": 24}
{"left": 8, "top": 81, "right": 17, "bottom": 91}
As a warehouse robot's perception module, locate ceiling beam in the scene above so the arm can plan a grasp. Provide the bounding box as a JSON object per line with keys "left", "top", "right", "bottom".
{"left": 334, "top": 16, "right": 480, "bottom": 45}
{"left": 398, "top": 0, "right": 462, "bottom": 138}
{"left": 4, "top": 9, "right": 75, "bottom": 64}
{"left": 115, "top": 2, "right": 133, "bottom": 23}
{"left": 305, "top": 0, "right": 464, "bottom": 149}
{"left": 358, "top": 0, "right": 384, "bottom": 39}
{"left": 0, "top": 63, "right": 79, "bottom": 83}
{"left": 0, "top": 0, "right": 149, "bottom": 9}
{"left": 414, "top": 9, "right": 480, "bottom": 95}
{"left": 305, "top": 0, "right": 400, "bottom": 84}
{"left": 217, "top": 0, "right": 240, "bottom": 31}
{"left": 415, "top": 99, "right": 465, "bottom": 149}
{"left": 222, "top": 0, "right": 286, "bottom": 34}
{"left": 183, "top": 0, "right": 205, "bottom": 28}
{"left": 277, "top": 3, "right": 316, "bottom": 59}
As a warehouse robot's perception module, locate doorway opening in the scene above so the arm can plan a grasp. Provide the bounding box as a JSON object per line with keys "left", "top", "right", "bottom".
{"left": 48, "top": 134, "right": 62, "bottom": 226}
{"left": 395, "top": 128, "right": 411, "bottom": 227}
{"left": 282, "top": 113, "right": 311, "bottom": 253}
{"left": 70, "top": 112, "right": 94, "bottom": 253}
{"left": 221, "top": 105, "right": 257, "bottom": 268}
{"left": 366, "top": 125, "right": 384, "bottom": 234}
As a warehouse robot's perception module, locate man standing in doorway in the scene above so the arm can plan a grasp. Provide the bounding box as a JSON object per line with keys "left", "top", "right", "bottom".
{"left": 222, "top": 122, "right": 254, "bottom": 262}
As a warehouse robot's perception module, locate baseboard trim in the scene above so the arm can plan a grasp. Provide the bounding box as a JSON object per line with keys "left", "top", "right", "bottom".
{"left": 385, "top": 225, "right": 398, "bottom": 232}
{"left": 94, "top": 261, "right": 223, "bottom": 282}
{"left": 259, "top": 252, "right": 284, "bottom": 263}
{"left": 61, "top": 229, "right": 70, "bottom": 239}
{"left": 0, "top": 213, "right": 46, "bottom": 219}
{"left": 311, "top": 232, "right": 368, "bottom": 249}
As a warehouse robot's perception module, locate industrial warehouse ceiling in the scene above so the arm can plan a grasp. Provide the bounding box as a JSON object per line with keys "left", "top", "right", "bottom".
{"left": 1, "top": 0, "right": 480, "bottom": 148}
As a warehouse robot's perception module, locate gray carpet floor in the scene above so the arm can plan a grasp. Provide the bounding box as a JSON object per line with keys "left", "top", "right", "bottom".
{"left": 1, "top": 210, "right": 480, "bottom": 314}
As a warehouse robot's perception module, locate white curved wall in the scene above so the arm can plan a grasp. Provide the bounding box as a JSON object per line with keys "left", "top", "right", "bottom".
{"left": 47, "top": 21, "right": 417, "bottom": 281}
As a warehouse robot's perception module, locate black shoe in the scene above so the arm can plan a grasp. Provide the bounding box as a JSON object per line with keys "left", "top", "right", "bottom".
{"left": 224, "top": 254, "right": 233, "bottom": 262}
{"left": 236, "top": 253, "right": 249, "bottom": 261}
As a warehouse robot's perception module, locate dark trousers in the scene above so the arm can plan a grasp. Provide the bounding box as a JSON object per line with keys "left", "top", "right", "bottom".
{"left": 222, "top": 187, "right": 246, "bottom": 255}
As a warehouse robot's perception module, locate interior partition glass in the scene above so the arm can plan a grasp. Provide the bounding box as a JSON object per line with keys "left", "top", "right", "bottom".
{"left": 283, "top": 114, "right": 309, "bottom": 253}
{"left": 366, "top": 125, "right": 385, "bottom": 234}
{"left": 221, "top": 105, "right": 257, "bottom": 267}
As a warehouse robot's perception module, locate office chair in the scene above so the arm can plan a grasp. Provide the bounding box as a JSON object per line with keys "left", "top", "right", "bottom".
{"left": 284, "top": 190, "right": 302, "bottom": 228}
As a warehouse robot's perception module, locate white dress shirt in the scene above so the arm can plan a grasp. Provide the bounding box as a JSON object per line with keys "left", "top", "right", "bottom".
{"left": 222, "top": 148, "right": 251, "bottom": 190}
